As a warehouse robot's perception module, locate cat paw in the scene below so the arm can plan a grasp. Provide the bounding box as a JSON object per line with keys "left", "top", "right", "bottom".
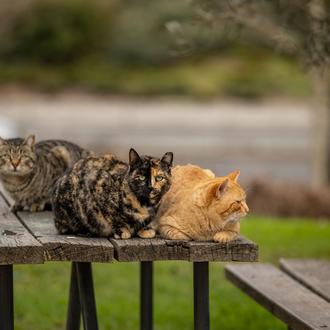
{"left": 114, "top": 227, "right": 131, "bottom": 239}
{"left": 159, "top": 225, "right": 191, "bottom": 240}
{"left": 213, "top": 231, "right": 237, "bottom": 243}
{"left": 137, "top": 228, "right": 156, "bottom": 239}
{"left": 29, "top": 203, "right": 46, "bottom": 212}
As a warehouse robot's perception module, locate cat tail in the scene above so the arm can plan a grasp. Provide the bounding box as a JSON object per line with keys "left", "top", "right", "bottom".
{"left": 48, "top": 146, "right": 74, "bottom": 168}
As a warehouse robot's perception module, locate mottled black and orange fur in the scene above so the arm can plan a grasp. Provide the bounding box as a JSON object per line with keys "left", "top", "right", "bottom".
{"left": 0, "top": 135, "right": 90, "bottom": 211}
{"left": 52, "top": 148, "right": 173, "bottom": 239}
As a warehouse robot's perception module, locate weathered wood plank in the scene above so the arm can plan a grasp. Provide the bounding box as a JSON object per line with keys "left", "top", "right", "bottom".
{"left": 111, "top": 236, "right": 258, "bottom": 262}
{"left": 188, "top": 236, "right": 258, "bottom": 262}
{"left": 280, "top": 258, "right": 330, "bottom": 303}
{"left": 110, "top": 238, "right": 190, "bottom": 262}
{"left": 0, "top": 193, "right": 44, "bottom": 265}
{"left": 18, "top": 212, "right": 114, "bottom": 263}
{"left": 225, "top": 263, "right": 330, "bottom": 330}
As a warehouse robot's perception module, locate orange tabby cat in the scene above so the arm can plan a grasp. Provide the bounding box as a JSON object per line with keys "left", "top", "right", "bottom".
{"left": 155, "top": 164, "right": 249, "bottom": 243}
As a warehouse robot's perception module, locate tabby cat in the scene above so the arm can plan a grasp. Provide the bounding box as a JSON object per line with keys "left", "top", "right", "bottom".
{"left": 53, "top": 148, "right": 173, "bottom": 239}
{"left": 155, "top": 164, "right": 249, "bottom": 243}
{"left": 0, "top": 135, "right": 91, "bottom": 212}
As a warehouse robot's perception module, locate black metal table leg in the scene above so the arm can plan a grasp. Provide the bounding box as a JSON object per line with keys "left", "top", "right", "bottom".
{"left": 193, "top": 262, "right": 209, "bottom": 330}
{"left": 140, "top": 261, "right": 153, "bottom": 330}
{"left": 0, "top": 265, "right": 14, "bottom": 330}
{"left": 75, "top": 262, "right": 98, "bottom": 330}
{"left": 66, "top": 263, "right": 81, "bottom": 330}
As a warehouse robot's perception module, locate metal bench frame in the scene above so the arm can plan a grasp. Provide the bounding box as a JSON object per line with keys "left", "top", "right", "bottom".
{"left": 64, "top": 260, "right": 211, "bottom": 330}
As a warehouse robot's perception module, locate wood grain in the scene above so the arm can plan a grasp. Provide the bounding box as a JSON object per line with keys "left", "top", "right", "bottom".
{"left": 0, "top": 193, "right": 44, "bottom": 265}
{"left": 225, "top": 263, "right": 330, "bottom": 330}
{"left": 280, "top": 258, "right": 330, "bottom": 303}
{"left": 110, "top": 238, "right": 189, "bottom": 261}
{"left": 188, "top": 236, "right": 258, "bottom": 262}
{"left": 111, "top": 236, "right": 258, "bottom": 262}
{"left": 18, "top": 211, "right": 114, "bottom": 263}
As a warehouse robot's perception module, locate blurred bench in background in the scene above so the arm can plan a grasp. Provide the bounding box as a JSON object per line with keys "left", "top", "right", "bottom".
{"left": 225, "top": 259, "right": 330, "bottom": 330}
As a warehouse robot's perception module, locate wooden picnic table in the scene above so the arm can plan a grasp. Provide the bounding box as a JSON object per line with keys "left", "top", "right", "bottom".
{"left": 0, "top": 189, "right": 258, "bottom": 330}
{"left": 225, "top": 259, "right": 330, "bottom": 330}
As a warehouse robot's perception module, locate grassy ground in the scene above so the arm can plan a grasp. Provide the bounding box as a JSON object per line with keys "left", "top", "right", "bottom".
{"left": 0, "top": 51, "right": 311, "bottom": 98}
{"left": 14, "top": 216, "right": 330, "bottom": 330}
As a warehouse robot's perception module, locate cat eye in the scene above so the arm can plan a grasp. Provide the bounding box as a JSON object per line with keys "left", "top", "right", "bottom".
{"left": 155, "top": 175, "right": 164, "bottom": 182}
{"left": 138, "top": 175, "right": 146, "bottom": 181}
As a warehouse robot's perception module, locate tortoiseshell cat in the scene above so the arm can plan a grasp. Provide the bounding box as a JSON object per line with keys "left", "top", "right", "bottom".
{"left": 53, "top": 148, "right": 173, "bottom": 239}
{"left": 0, "top": 135, "right": 91, "bottom": 212}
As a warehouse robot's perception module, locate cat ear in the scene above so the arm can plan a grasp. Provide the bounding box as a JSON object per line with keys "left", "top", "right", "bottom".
{"left": 23, "top": 134, "right": 35, "bottom": 148}
{"left": 215, "top": 179, "right": 229, "bottom": 199}
{"left": 228, "top": 170, "right": 240, "bottom": 182}
{"left": 129, "top": 148, "right": 141, "bottom": 167}
{"left": 161, "top": 152, "right": 173, "bottom": 168}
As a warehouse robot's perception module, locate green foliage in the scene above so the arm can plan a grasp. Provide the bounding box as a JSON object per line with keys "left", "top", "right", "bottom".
{"left": 108, "top": 0, "right": 229, "bottom": 65}
{"left": 0, "top": 47, "right": 311, "bottom": 97}
{"left": 14, "top": 217, "right": 330, "bottom": 329}
{"left": 0, "top": 0, "right": 227, "bottom": 66}
{"left": 0, "top": 0, "right": 314, "bottom": 96}
{"left": 109, "top": 0, "right": 190, "bottom": 65}
{"left": 3, "top": 0, "right": 110, "bottom": 63}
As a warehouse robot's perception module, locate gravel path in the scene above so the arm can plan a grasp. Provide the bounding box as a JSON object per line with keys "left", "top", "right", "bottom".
{"left": 0, "top": 92, "right": 313, "bottom": 183}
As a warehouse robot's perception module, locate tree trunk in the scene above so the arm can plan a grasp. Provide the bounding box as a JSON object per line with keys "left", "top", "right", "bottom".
{"left": 311, "top": 67, "right": 330, "bottom": 186}
{"left": 308, "top": 0, "right": 330, "bottom": 186}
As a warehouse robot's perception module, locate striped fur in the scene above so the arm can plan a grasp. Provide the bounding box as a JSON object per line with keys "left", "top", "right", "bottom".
{"left": 52, "top": 149, "right": 173, "bottom": 239}
{"left": 0, "top": 135, "right": 91, "bottom": 211}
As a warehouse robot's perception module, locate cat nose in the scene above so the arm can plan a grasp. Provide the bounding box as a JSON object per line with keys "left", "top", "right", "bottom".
{"left": 11, "top": 160, "right": 20, "bottom": 169}
{"left": 242, "top": 201, "right": 249, "bottom": 213}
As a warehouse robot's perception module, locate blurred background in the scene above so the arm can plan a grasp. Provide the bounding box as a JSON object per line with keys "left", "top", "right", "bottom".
{"left": 0, "top": 0, "right": 329, "bottom": 329}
